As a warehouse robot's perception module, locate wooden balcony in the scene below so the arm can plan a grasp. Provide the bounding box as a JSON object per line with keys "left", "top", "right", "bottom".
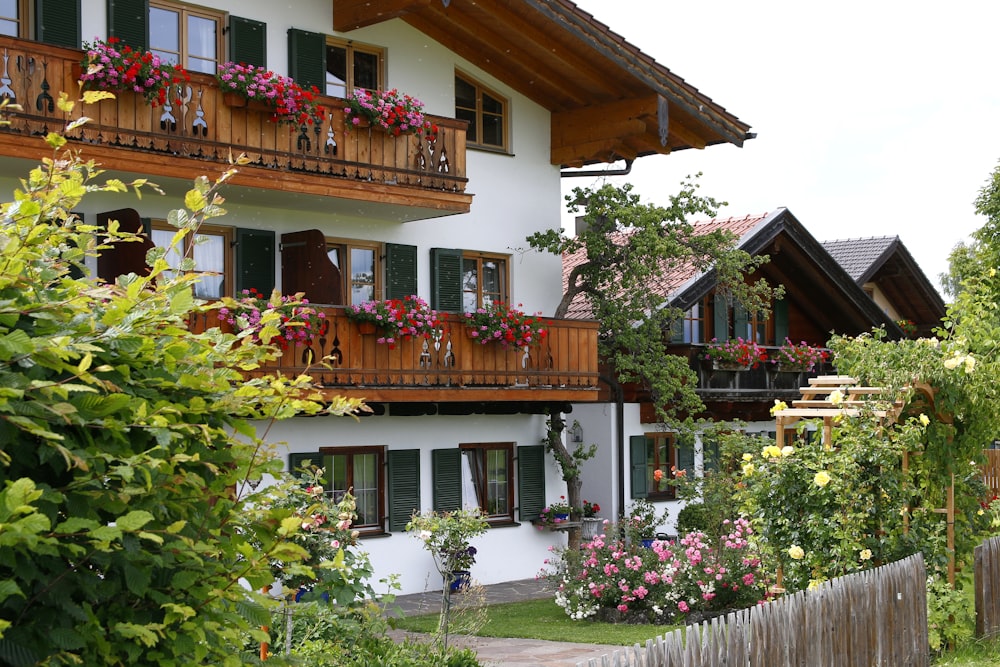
{"left": 0, "top": 37, "right": 471, "bottom": 220}
{"left": 188, "top": 309, "right": 601, "bottom": 405}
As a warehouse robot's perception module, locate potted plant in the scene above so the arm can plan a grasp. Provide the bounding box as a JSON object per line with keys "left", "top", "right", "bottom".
{"left": 770, "top": 338, "right": 829, "bottom": 372}
{"left": 534, "top": 497, "right": 572, "bottom": 530}
{"left": 215, "top": 61, "right": 326, "bottom": 126}
{"left": 343, "top": 87, "right": 437, "bottom": 137}
{"left": 345, "top": 295, "right": 442, "bottom": 348}
{"left": 703, "top": 337, "right": 767, "bottom": 370}
{"left": 79, "top": 37, "right": 189, "bottom": 107}
{"left": 463, "top": 302, "right": 547, "bottom": 349}
{"left": 216, "top": 287, "right": 327, "bottom": 349}
{"left": 581, "top": 499, "right": 604, "bottom": 539}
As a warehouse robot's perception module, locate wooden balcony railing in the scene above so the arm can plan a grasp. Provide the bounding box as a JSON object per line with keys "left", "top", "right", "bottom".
{"left": 0, "top": 37, "right": 470, "bottom": 214}
{"left": 189, "top": 308, "right": 601, "bottom": 403}
{"left": 672, "top": 344, "right": 835, "bottom": 397}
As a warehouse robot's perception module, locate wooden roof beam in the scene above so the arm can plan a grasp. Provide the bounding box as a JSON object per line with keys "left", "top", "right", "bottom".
{"left": 333, "top": 0, "right": 430, "bottom": 31}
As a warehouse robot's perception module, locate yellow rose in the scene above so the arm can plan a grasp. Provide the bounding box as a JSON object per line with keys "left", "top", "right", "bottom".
{"left": 814, "top": 470, "right": 832, "bottom": 487}
{"left": 742, "top": 453, "right": 754, "bottom": 462}
{"left": 742, "top": 463, "right": 755, "bottom": 476}
{"left": 808, "top": 579, "right": 822, "bottom": 591}
{"left": 762, "top": 445, "right": 782, "bottom": 459}
{"left": 829, "top": 389, "right": 844, "bottom": 406}
{"left": 788, "top": 545, "right": 805, "bottom": 560}
{"left": 781, "top": 446, "right": 794, "bottom": 457}
{"left": 769, "top": 400, "right": 788, "bottom": 416}
{"left": 859, "top": 549, "right": 872, "bottom": 561}
{"left": 943, "top": 354, "right": 963, "bottom": 370}
{"left": 919, "top": 414, "right": 930, "bottom": 426}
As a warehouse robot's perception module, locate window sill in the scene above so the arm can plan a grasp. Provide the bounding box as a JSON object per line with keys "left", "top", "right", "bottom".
{"left": 467, "top": 143, "right": 513, "bottom": 157}
{"left": 486, "top": 520, "right": 520, "bottom": 529}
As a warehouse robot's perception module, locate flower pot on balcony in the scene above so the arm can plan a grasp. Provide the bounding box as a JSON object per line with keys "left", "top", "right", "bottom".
{"left": 222, "top": 92, "right": 273, "bottom": 113}
{"left": 712, "top": 361, "right": 749, "bottom": 372}
{"left": 357, "top": 322, "right": 377, "bottom": 335}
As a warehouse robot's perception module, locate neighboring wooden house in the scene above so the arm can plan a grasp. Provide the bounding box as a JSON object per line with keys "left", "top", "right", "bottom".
{"left": 2, "top": 1, "right": 753, "bottom": 592}
{"left": 567, "top": 208, "right": 947, "bottom": 532}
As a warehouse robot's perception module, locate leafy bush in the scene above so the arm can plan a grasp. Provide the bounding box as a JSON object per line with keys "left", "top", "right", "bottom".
{"left": 676, "top": 502, "right": 713, "bottom": 536}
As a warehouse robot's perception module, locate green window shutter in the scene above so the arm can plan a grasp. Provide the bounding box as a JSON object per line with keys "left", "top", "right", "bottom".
{"left": 678, "top": 440, "right": 695, "bottom": 475}
{"left": 713, "top": 293, "right": 729, "bottom": 341}
{"left": 107, "top": 0, "right": 148, "bottom": 51}
{"left": 773, "top": 298, "right": 789, "bottom": 345}
{"left": 430, "top": 247, "right": 463, "bottom": 313}
{"left": 235, "top": 228, "right": 275, "bottom": 296}
{"left": 385, "top": 243, "right": 417, "bottom": 300}
{"left": 36, "top": 0, "right": 80, "bottom": 47}
{"left": 288, "top": 28, "right": 325, "bottom": 93}
{"left": 288, "top": 452, "right": 317, "bottom": 474}
{"left": 516, "top": 445, "right": 545, "bottom": 521}
{"left": 229, "top": 15, "right": 266, "bottom": 67}
{"left": 669, "top": 318, "right": 685, "bottom": 344}
{"left": 629, "top": 435, "right": 648, "bottom": 499}
{"left": 432, "top": 448, "right": 461, "bottom": 512}
{"left": 734, "top": 302, "right": 749, "bottom": 340}
{"left": 388, "top": 449, "right": 420, "bottom": 532}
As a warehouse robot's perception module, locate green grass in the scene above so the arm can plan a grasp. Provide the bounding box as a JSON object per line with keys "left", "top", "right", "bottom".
{"left": 393, "top": 598, "right": 1000, "bottom": 664}
{"left": 392, "top": 597, "right": 680, "bottom": 646}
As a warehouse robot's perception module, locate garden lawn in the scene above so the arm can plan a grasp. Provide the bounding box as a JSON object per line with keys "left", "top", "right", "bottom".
{"left": 391, "top": 598, "right": 680, "bottom": 646}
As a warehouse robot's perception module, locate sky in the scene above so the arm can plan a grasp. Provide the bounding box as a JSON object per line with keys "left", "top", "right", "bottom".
{"left": 565, "top": 0, "right": 1000, "bottom": 296}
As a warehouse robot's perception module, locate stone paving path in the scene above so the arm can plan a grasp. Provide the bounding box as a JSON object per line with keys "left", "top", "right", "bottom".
{"left": 387, "top": 579, "right": 633, "bottom": 667}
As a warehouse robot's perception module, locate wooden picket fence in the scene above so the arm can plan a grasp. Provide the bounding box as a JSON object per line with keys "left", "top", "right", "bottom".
{"left": 975, "top": 535, "right": 1000, "bottom": 638}
{"left": 576, "top": 554, "right": 928, "bottom": 667}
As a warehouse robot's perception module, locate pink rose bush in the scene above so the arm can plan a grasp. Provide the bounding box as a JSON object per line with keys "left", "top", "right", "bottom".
{"left": 547, "top": 518, "right": 768, "bottom": 622}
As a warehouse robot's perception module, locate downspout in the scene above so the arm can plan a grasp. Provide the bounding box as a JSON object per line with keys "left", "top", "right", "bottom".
{"left": 599, "top": 373, "right": 627, "bottom": 523}
{"left": 560, "top": 159, "right": 634, "bottom": 179}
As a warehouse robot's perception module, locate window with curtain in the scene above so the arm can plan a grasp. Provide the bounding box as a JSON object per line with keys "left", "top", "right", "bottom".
{"left": 461, "top": 443, "right": 513, "bottom": 521}
{"left": 644, "top": 432, "right": 693, "bottom": 500}
{"left": 151, "top": 223, "right": 233, "bottom": 299}
{"left": 317, "top": 446, "right": 385, "bottom": 531}
{"left": 326, "top": 238, "right": 380, "bottom": 304}
{"left": 461, "top": 252, "right": 508, "bottom": 311}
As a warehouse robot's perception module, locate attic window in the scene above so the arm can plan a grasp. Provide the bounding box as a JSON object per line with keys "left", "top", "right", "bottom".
{"left": 455, "top": 71, "right": 508, "bottom": 152}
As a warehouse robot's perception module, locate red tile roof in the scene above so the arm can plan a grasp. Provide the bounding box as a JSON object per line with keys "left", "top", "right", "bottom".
{"left": 562, "top": 212, "right": 771, "bottom": 319}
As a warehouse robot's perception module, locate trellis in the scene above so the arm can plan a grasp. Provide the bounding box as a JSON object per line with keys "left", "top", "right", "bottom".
{"left": 774, "top": 375, "right": 958, "bottom": 585}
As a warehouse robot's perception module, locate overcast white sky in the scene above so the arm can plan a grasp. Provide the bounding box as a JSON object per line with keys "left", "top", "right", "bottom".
{"left": 565, "top": 1, "right": 1000, "bottom": 295}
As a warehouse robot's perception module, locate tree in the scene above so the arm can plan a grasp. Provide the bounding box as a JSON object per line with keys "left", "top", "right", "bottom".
{"left": 527, "top": 180, "right": 780, "bottom": 540}
{"left": 0, "top": 94, "right": 365, "bottom": 666}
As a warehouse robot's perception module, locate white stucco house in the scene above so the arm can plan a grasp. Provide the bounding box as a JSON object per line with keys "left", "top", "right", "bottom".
{"left": 2, "top": 0, "right": 756, "bottom": 594}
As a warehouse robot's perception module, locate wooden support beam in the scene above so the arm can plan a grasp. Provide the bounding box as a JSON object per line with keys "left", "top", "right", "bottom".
{"left": 333, "top": 0, "right": 430, "bottom": 31}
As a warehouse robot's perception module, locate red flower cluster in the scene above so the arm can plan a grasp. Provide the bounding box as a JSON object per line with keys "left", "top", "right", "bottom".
{"left": 80, "top": 37, "right": 189, "bottom": 107}
{"left": 216, "top": 61, "right": 326, "bottom": 126}
{"left": 704, "top": 337, "right": 767, "bottom": 368}
{"left": 463, "top": 302, "right": 548, "bottom": 349}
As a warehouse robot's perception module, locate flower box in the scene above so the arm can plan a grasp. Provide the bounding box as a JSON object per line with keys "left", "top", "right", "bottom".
{"left": 222, "top": 91, "right": 272, "bottom": 113}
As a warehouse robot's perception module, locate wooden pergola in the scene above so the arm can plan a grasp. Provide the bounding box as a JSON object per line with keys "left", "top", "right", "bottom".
{"left": 774, "top": 375, "right": 958, "bottom": 585}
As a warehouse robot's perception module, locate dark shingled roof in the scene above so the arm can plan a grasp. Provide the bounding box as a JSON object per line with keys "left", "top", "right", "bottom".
{"left": 822, "top": 237, "right": 899, "bottom": 283}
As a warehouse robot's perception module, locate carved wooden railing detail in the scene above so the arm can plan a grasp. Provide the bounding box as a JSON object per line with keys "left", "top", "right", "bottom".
{"left": 188, "top": 308, "right": 600, "bottom": 401}
{"left": 0, "top": 37, "right": 467, "bottom": 199}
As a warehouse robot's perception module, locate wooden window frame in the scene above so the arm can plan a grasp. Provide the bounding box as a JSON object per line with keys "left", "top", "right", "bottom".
{"left": 149, "top": 0, "right": 225, "bottom": 74}
{"left": 645, "top": 432, "right": 678, "bottom": 501}
{"left": 325, "top": 236, "right": 382, "bottom": 305}
{"left": 682, "top": 296, "right": 709, "bottom": 343}
{"left": 460, "top": 442, "right": 515, "bottom": 523}
{"left": 150, "top": 221, "right": 234, "bottom": 299}
{"left": 325, "top": 36, "right": 385, "bottom": 99}
{"left": 318, "top": 445, "right": 387, "bottom": 535}
{"left": 0, "top": 0, "right": 27, "bottom": 38}
{"left": 455, "top": 69, "right": 509, "bottom": 153}
{"left": 461, "top": 251, "right": 509, "bottom": 311}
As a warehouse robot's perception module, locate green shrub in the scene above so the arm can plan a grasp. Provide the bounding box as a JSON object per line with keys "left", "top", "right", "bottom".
{"left": 676, "top": 502, "right": 713, "bottom": 535}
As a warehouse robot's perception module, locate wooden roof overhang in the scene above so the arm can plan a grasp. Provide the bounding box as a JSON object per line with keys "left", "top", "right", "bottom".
{"left": 672, "top": 209, "right": 904, "bottom": 339}
{"left": 858, "top": 241, "right": 947, "bottom": 337}
{"left": 332, "top": 0, "right": 754, "bottom": 167}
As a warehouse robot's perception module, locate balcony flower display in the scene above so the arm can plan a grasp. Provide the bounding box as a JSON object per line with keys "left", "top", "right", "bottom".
{"left": 215, "top": 61, "right": 325, "bottom": 126}
{"left": 771, "top": 338, "right": 829, "bottom": 372}
{"left": 79, "top": 37, "right": 189, "bottom": 106}
{"left": 345, "top": 295, "right": 442, "bottom": 348}
{"left": 344, "top": 87, "right": 437, "bottom": 137}
{"left": 704, "top": 337, "right": 767, "bottom": 369}
{"left": 463, "top": 302, "right": 547, "bottom": 349}
{"left": 216, "top": 288, "right": 326, "bottom": 350}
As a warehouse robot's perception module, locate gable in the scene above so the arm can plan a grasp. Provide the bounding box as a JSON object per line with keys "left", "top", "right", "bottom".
{"left": 332, "top": 0, "right": 753, "bottom": 167}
